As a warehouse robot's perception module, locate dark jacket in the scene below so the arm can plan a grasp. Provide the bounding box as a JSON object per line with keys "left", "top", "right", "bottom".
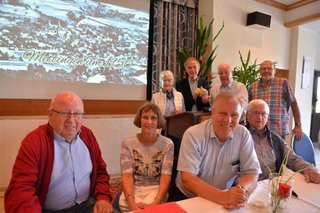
{"left": 175, "top": 77, "right": 210, "bottom": 111}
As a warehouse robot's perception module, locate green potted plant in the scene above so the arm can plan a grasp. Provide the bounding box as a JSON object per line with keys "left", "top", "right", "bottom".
{"left": 176, "top": 16, "right": 224, "bottom": 83}
{"left": 233, "top": 50, "right": 260, "bottom": 88}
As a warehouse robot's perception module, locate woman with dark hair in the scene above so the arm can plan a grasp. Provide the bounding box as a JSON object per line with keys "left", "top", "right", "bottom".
{"left": 118, "top": 103, "right": 174, "bottom": 212}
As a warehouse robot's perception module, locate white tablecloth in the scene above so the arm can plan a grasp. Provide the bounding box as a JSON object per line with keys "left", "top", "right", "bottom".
{"left": 177, "top": 169, "right": 320, "bottom": 213}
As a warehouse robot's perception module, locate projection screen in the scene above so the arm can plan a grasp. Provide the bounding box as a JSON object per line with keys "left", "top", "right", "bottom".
{"left": 0, "top": 0, "right": 150, "bottom": 100}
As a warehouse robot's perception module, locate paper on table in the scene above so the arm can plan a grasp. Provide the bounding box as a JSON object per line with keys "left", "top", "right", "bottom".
{"left": 293, "top": 197, "right": 320, "bottom": 211}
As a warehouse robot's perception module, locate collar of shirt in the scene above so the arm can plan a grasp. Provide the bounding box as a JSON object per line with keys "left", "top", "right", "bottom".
{"left": 258, "top": 77, "right": 275, "bottom": 86}
{"left": 209, "top": 121, "right": 234, "bottom": 144}
{"left": 249, "top": 126, "right": 267, "bottom": 138}
{"left": 53, "top": 130, "right": 81, "bottom": 144}
{"left": 163, "top": 89, "right": 174, "bottom": 100}
{"left": 248, "top": 125, "right": 272, "bottom": 138}
{"left": 220, "top": 79, "right": 233, "bottom": 89}
{"left": 188, "top": 77, "right": 199, "bottom": 86}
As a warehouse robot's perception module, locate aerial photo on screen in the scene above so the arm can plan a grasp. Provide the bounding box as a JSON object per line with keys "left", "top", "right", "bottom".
{"left": 0, "top": 0, "right": 149, "bottom": 85}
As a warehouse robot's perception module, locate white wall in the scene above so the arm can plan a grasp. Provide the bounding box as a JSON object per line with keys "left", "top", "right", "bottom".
{"left": 314, "top": 32, "right": 320, "bottom": 71}
{"left": 289, "top": 27, "right": 317, "bottom": 135}
{"left": 207, "top": 0, "right": 290, "bottom": 70}
{"left": 200, "top": 0, "right": 320, "bottom": 136}
{"left": 0, "top": 115, "right": 139, "bottom": 188}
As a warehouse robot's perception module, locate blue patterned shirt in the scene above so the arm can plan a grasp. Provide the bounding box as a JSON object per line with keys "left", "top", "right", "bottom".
{"left": 248, "top": 77, "right": 296, "bottom": 138}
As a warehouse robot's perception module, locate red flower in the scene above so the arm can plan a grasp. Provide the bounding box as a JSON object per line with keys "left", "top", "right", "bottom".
{"left": 277, "top": 182, "right": 291, "bottom": 198}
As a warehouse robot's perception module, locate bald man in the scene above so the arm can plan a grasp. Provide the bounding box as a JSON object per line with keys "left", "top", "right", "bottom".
{"left": 5, "top": 91, "right": 113, "bottom": 213}
{"left": 210, "top": 63, "right": 248, "bottom": 123}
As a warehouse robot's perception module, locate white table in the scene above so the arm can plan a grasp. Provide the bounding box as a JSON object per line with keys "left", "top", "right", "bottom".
{"left": 177, "top": 170, "right": 320, "bottom": 213}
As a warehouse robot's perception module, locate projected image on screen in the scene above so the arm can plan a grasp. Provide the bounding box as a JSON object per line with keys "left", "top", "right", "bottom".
{"left": 0, "top": 0, "right": 149, "bottom": 93}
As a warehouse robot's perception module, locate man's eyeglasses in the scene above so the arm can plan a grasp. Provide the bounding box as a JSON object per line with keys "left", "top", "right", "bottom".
{"left": 51, "top": 109, "right": 84, "bottom": 119}
{"left": 249, "top": 111, "right": 269, "bottom": 117}
{"left": 260, "top": 67, "right": 273, "bottom": 71}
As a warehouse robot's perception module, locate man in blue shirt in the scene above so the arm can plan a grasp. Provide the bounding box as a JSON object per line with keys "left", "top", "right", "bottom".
{"left": 174, "top": 92, "right": 261, "bottom": 210}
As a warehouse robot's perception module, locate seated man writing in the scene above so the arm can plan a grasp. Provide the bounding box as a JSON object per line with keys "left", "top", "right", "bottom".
{"left": 174, "top": 92, "right": 261, "bottom": 210}
{"left": 246, "top": 99, "right": 320, "bottom": 183}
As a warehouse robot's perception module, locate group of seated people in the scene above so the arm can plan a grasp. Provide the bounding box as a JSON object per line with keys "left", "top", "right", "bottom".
{"left": 4, "top": 57, "right": 320, "bottom": 213}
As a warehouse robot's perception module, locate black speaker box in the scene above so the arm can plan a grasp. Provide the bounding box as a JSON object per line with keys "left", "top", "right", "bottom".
{"left": 246, "top": 11, "right": 271, "bottom": 28}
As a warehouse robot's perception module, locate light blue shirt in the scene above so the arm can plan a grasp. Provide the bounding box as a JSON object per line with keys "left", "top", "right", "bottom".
{"left": 188, "top": 78, "right": 198, "bottom": 111}
{"left": 43, "top": 132, "right": 93, "bottom": 210}
{"left": 176, "top": 120, "right": 261, "bottom": 198}
{"left": 210, "top": 80, "right": 248, "bottom": 122}
{"left": 165, "top": 96, "right": 175, "bottom": 116}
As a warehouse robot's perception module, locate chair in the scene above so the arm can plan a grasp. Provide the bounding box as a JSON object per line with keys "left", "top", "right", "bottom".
{"left": 292, "top": 134, "right": 316, "bottom": 165}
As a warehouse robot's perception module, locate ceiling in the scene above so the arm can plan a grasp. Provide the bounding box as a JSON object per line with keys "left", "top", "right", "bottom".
{"left": 275, "top": 0, "right": 301, "bottom": 4}
{"left": 260, "top": 0, "right": 320, "bottom": 34}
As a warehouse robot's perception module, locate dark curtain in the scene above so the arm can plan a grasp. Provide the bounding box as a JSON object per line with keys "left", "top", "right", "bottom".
{"left": 151, "top": 0, "right": 198, "bottom": 93}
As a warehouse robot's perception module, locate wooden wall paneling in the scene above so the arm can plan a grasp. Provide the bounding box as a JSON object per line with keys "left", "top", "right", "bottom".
{"left": 286, "top": 0, "right": 317, "bottom": 11}
{"left": 0, "top": 99, "right": 147, "bottom": 116}
{"left": 255, "top": 0, "right": 317, "bottom": 11}
{"left": 284, "top": 13, "right": 320, "bottom": 27}
{"left": 275, "top": 68, "right": 289, "bottom": 79}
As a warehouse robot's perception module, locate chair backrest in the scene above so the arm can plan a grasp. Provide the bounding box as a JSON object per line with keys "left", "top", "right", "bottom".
{"left": 292, "top": 134, "right": 316, "bottom": 165}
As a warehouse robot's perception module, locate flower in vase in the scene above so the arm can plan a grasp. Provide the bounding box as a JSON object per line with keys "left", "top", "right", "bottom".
{"left": 266, "top": 150, "right": 311, "bottom": 213}
{"left": 277, "top": 182, "right": 291, "bottom": 199}
{"left": 269, "top": 173, "right": 293, "bottom": 213}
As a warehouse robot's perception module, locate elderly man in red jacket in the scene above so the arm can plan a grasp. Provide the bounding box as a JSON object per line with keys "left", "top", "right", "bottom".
{"left": 5, "top": 91, "right": 113, "bottom": 213}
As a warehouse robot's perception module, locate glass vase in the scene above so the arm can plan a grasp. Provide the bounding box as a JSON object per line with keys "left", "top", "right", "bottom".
{"left": 269, "top": 173, "right": 294, "bottom": 213}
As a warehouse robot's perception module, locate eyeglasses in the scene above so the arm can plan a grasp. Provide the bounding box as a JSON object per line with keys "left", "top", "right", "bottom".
{"left": 51, "top": 109, "right": 84, "bottom": 119}
{"left": 162, "top": 79, "right": 173, "bottom": 83}
{"left": 260, "top": 67, "right": 273, "bottom": 71}
{"left": 249, "top": 111, "right": 269, "bottom": 117}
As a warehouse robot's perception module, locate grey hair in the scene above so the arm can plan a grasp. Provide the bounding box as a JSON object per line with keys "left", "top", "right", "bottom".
{"left": 184, "top": 57, "right": 200, "bottom": 70}
{"left": 160, "top": 70, "right": 174, "bottom": 81}
{"left": 247, "top": 99, "right": 270, "bottom": 114}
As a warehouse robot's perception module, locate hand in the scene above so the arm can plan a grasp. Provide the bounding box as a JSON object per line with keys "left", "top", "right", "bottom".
{"left": 174, "top": 109, "right": 182, "bottom": 115}
{"left": 136, "top": 202, "right": 148, "bottom": 209}
{"left": 201, "top": 95, "right": 210, "bottom": 104}
{"left": 193, "top": 92, "right": 199, "bottom": 100}
{"left": 221, "top": 185, "right": 248, "bottom": 209}
{"left": 223, "top": 202, "right": 246, "bottom": 210}
{"left": 127, "top": 202, "right": 143, "bottom": 211}
{"left": 127, "top": 198, "right": 144, "bottom": 211}
{"left": 292, "top": 125, "right": 302, "bottom": 140}
{"left": 304, "top": 169, "right": 320, "bottom": 184}
{"left": 93, "top": 200, "right": 113, "bottom": 213}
